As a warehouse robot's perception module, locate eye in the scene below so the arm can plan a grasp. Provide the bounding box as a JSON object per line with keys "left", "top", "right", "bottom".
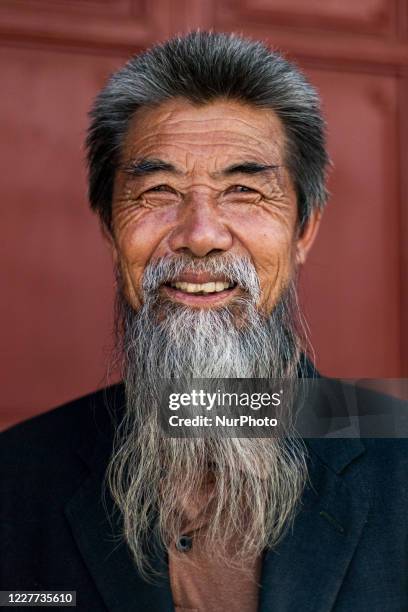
{"left": 147, "top": 184, "right": 177, "bottom": 194}
{"left": 226, "top": 185, "right": 257, "bottom": 194}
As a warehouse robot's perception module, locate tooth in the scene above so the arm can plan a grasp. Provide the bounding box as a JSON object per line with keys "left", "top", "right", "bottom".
{"left": 170, "top": 281, "right": 233, "bottom": 294}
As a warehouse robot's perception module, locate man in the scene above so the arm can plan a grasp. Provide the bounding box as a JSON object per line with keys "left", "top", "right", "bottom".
{"left": 1, "top": 31, "right": 407, "bottom": 612}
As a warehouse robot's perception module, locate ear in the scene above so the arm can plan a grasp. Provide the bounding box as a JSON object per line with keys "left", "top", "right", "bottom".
{"left": 295, "top": 209, "right": 322, "bottom": 265}
{"left": 100, "top": 220, "right": 119, "bottom": 265}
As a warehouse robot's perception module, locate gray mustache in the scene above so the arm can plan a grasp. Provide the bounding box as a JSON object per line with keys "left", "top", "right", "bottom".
{"left": 142, "top": 254, "right": 261, "bottom": 299}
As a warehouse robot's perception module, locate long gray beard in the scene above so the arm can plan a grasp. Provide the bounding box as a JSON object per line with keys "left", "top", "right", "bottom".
{"left": 108, "top": 255, "right": 309, "bottom": 578}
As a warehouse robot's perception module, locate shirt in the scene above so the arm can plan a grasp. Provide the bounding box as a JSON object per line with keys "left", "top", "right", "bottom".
{"left": 168, "top": 478, "right": 262, "bottom": 612}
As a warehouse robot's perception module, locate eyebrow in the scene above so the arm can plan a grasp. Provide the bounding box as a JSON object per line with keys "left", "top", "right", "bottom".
{"left": 122, "top": 158, "right": 182, "bottom": 176}
{"left": 219, "top": 162, "right": 281, "bottom": 176}
{"left": 121, "top": 158, "right": 281, "bottom": 179}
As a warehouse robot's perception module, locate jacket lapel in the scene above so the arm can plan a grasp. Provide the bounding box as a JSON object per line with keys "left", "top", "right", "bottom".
{"left": 64, "top": 384, "right": 175, "bottom": 612}
{"left": 65, "top": 464, "right": 175, "bottom": 612}
{"left": 259, "top": 438, "right": 368, "bottom": 612}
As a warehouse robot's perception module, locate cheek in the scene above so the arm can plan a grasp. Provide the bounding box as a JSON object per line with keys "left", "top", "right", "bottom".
{"left": 227, "top": 205, "right": 296, "bottom": 263}
{"left": 113, "top": 208, "right": 176, "bottom": 303}
{"left": 226, "top": 208, "right": 297, "bottom": 306}
{"left": 256, "top": 237, "right": 296, "bottom": 308}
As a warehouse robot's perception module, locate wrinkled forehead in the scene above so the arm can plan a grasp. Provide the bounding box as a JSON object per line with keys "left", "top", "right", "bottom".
{"left": 119, "top": 98, "right": 287, "bottom": 173}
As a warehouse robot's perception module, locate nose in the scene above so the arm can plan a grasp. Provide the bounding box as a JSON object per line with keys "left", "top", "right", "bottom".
{"left": 168, "top": 193, "right": 233, "bottom": 257}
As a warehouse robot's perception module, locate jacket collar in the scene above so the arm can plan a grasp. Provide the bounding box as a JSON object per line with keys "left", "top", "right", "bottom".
{"left": 259, "top": 436, "right": 367, "bottom": 612}
{"left": 259, "top": 360, "right": 368, "bottom": 611}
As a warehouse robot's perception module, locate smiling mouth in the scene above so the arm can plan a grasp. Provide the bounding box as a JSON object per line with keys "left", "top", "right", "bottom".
{"left": 161, "top": 279, "right": 239, "bottom": 305}
{"left": 168, "top": 280, "right": 236, "bottom": 294}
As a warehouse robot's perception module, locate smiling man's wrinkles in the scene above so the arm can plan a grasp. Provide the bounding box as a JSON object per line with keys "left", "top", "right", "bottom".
{"left": 111, "top": 98, "right": 306, "bottom": 314}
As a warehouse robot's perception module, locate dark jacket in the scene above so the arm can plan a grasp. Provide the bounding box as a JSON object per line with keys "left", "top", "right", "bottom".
{"left": 1, "top": 383, "right": 407, "bottom": 611}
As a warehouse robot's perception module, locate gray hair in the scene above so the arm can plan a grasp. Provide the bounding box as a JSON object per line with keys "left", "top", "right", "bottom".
{"left": 86, "top": 30, "right": 329, "bottom": 230}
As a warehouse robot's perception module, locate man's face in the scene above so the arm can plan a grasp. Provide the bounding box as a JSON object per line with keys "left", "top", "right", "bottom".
{"left": 110, "top": 98, "right": 318, "bottom": 313}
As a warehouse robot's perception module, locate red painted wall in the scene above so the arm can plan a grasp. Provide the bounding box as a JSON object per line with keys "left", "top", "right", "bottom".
{"left": 1, "top": 0, "right": 407, "bottom": 429}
